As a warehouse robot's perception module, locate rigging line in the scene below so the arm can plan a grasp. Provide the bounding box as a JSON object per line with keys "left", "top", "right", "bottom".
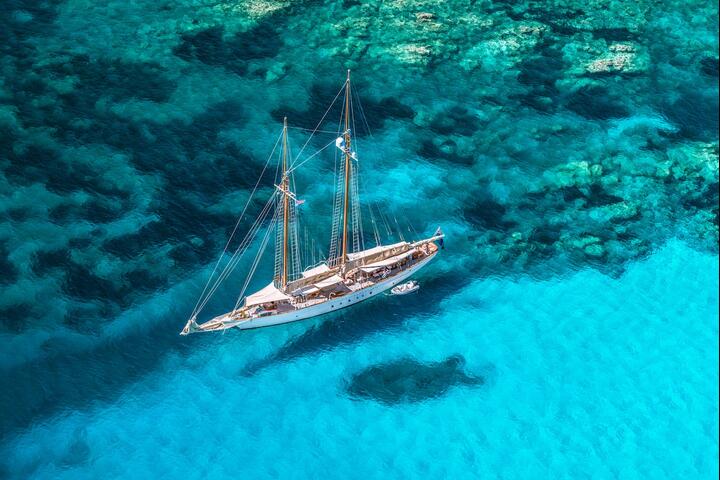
{"left": 200, "top": 218, "right": 268, "bottom": 313}
{"left": 286, "top": 137, "right": 337, "bottom": 174}
{"left": 408, "top": 220, "right": 420, "bottom": 240}
{"left": 195, "top": 192, "right": 278, "bottom": 315}
{"left": 353, "top": 87, "right": 374, "bottom": 140}
{"left": 352, "top": 87, "right": 384, "bottom": 250}
{"left": 292, "top": 81, "right": 346, "bottom": 167}
{"left": 195, "top": 190, "right": 278, "bottom": 312}
{"left": 368, "top": 201, "right": 381, "bottom": 246}
{"left": 191, "top": 139, "right": 280, "bottom": 320}
{"left": 274, "top": 140, "right": 283, "bottom": 184}
{"left": 235, "top": 210, "right": 278, "bottom": 310}
{"left": 234, "top": 211, "right": 279, "bottom": 310}
{"left": 311, "top": 237, "right": 316, "bottom": 266}
{"left": 219, "top": 199, "right": 276, "bottom": 312}
{"left": 375, "top": 201, "right": 393, "bottom": 236}
{"left": 349, "top": 79, "right": 358, "bottom": 152}
{"left": 190, "top": 129, "right": 283, "bottom": 319}
{"left": 393, "top": 215, "right": 405, "bottom": 242}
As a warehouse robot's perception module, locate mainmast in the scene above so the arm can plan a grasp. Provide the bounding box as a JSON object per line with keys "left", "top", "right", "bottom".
{"left": 281, "top": 117, "right": 289, "bottom": 289}
{"left": 340, "top": 70, "right": 352, "bottom": 267}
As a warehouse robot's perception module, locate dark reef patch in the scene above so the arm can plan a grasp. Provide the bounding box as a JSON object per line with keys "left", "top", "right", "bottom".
{"left": 3, "top": 145, "right": 61, "bottom": 188}
{"left": 173, "top": 21, "right": 283, "bottom": 75}
{"left": 0, "top": 245, "right": 19, "bottom": 285}
{"left": 428, "top": 106, "right": 479, "bottom": 136}
{"left": 682, "top": 181, "right": 719, "bottom": 213}
{"left": 31, "top": 248, "right": 71, "bottom": 275}
{"left": 462, "top": 198, "right": 518, "bottom": 231}
{"left": 0, "top": 304, "right": 29, "bottom": 334}
{"left": 700, "top": 57, "right": 719, "bottom": 78}
{"left": 565, "top": 85, "right": 629, "bottom": 120}
{"left": 122, "top": 268, "right": 169, "bottom": 294}
{"left": 514, "top": 40, "right": 565, "bottom": 113}
{"left": 82, "top": 197, "right": 126, "bottom": 224}
{"left": 582, "top": 184, "right": 626, "bottom": 208}
{"left": 62, "top": 260, "right": 130, "bottom": 305}
{"left": 5, "top": 56, "right": 177, "bottom": 143}
{"left": 52, "top": 54, "right": 176, "bottom": 103}
{"left": 359, "top": 96, "right": 416, "bottom": 132}
{"left": 590, "top": 27, "right": 638, "bottom": 42}
{"left": 529, "top": 224, "right": 562, "bottom": 246}
{"left": 345, "top": 355, "right": 485, "bottom": 405}
{"left": 663, "top": 91, "right": 720, "bottom": 141}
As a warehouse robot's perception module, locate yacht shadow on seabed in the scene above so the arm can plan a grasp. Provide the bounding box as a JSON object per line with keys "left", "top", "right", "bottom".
{"left": 344, "top": 355, "right": 488, "bottom": 405}
{"left": 239, "top": 273, "right": 473, "bottom": 377}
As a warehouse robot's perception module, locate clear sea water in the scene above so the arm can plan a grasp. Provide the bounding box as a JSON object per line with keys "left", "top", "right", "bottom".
{"left": 1, "top": 0, "right": 718, "bottom": 478}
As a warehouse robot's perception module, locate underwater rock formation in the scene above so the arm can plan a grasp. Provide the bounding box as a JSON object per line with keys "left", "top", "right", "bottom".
{"left": 0, "top": 0, "right": 717, "bottom": 371}
{"left": 345, "top": 355, "right": 485, "bottom": 405}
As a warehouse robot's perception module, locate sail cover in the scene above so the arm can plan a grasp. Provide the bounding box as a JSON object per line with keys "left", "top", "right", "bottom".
{"left": 302, "top": 264, "right": 330, "bottom": 278}
{"left": 245, "top": 282, "right": 291, "bottom": 307}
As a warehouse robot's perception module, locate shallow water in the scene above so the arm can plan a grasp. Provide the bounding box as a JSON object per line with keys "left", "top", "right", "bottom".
{"left": 2, "top": 241, "right": 718, "bottom": 479}
{"left": 1, "top": 0, "right": 718, "bottom": 478}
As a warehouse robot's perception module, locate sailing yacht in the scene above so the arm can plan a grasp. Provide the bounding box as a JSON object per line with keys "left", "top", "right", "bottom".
{"left": 181, "top": 71, "right": 444, "bottom": 334}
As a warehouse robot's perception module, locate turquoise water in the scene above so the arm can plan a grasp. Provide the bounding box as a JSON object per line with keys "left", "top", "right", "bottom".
{"left": 2, "top": 241, "right": 718, "bottom": 478}
{"left": 1, "top": 0, "right": 719, "bottom": 478}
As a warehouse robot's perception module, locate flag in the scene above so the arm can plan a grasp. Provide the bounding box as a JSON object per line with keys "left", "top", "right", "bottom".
{"left": 295, "top": 199, "right": 306, "bottom": 206}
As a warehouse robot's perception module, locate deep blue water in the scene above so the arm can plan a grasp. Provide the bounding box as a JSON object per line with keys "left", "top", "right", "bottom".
{"left": 1, "top": 0, "right": 718, "bottom": 478}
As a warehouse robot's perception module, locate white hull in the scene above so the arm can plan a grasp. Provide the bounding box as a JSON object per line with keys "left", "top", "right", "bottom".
{"left": 234, "top": 251, "right": 436, "bottom": 330}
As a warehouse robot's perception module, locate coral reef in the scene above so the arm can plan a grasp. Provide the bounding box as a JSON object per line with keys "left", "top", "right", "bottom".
{"left": 0, "top": 0, "right": 717, "bottom": 369}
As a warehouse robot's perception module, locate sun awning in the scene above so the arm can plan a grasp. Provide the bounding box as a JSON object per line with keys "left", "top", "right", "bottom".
{"left": 245, "top": 282, "right": 291, "bottom": 307}
{"left": 360, "top": 248, "right": 417, "bottom": 271}
{"left": 291, "top": 285, "right": 320, "bottom": 296}
{"left": 360, "top": 265, "right": 383, "bottom": 273}
{"left": 313, "top": 274, "right": 344, "bottom": 289}
{"left": 347, "top": 242, "right": 407, "bottom": 261}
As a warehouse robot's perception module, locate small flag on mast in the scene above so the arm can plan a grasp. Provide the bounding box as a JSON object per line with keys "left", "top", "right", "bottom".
{"left": 295, "top": 199, "right": 305, "bottom": 206}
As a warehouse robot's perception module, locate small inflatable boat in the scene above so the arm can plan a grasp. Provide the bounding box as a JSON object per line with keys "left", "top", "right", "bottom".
{"left": 391, "top": 280, "right": 419, "bottom": 295}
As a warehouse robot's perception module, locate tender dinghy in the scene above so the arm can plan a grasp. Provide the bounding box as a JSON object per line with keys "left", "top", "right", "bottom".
{"left": 391, "top": 281, "right": 419, "bottom": 295}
